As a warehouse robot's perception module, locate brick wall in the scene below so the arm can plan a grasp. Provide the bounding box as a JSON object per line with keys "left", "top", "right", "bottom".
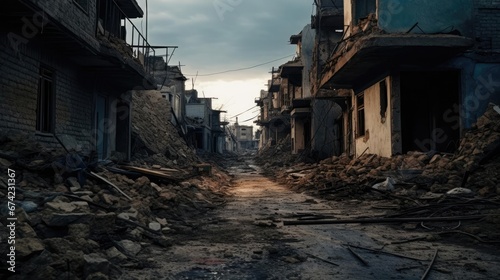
{"left": 31, "top": 0, "right": 100, "bottom": 51}
{"left": 0, "top": 35, "right": 94, "bottom": 150}
{"left": 474, "top": 0, "right": 500, "bottom": 52}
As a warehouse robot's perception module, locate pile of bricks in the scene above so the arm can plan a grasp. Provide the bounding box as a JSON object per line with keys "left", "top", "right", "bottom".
{"left": 268, "top": 103, "right": 500, "bottom": 199}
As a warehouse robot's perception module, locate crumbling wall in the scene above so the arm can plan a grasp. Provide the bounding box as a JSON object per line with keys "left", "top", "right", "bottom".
{"left": 0, "top": 38, "right": 94, "bottom": 151}
{"left": 130, "top": 90, "right": 198, "bottom": 167}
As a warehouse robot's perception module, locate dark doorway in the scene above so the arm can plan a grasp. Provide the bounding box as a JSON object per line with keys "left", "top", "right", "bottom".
{"left": 115, "top": 101, "right": 130, "bottom": 158}
{"left": 400, "top": 71, "right": 461, "bottom": 153}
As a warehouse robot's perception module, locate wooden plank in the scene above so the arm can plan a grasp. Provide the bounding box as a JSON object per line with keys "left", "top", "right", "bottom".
{"left": 119, "top": 165, "right": 185, "bottom": 180}
{"left": 283, "top": 215, "right": 486, "bottom": 226}
{"left": 89, "top": 171, "right": 132, "bottom": 201}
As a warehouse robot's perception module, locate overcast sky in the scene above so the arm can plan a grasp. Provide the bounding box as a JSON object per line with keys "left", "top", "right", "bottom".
{"left": 133, "top": 0, "right": 313, "bottom": 127}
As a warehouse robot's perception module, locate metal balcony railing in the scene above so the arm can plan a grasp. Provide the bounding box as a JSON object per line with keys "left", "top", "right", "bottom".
{"left": 102, "top": 0, "right": 155, "bottom": 75}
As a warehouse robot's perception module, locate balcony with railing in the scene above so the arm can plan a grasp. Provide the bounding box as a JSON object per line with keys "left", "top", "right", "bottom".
{"left": 96, "top": 0, "right": 156, "bottom": 88}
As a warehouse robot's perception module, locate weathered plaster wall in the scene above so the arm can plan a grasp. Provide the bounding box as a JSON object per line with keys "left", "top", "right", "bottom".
{"left": 354, "top": 77, "right": 393, "bottom": 157}
{"left": 446, "top": 58, "right": 500, "bottom": 129}
{"left": 301, "top": 25, "right": 315, "bottom": 98}
{"left": 377, "top": 0, "right": 474, "bottom": 37}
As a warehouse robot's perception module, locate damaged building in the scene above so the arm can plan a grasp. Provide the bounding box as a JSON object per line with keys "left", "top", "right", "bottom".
{"left": 256, "top": 0, "right": 500, "bottom": 159}
{"left": 184, "top": 90, "right": 227, "bottom": 154}
{"left": 319, "top": 0, "right": 500, "bottom": 157}
{"left": 255, "top": 71, "right": 291, "bottom": 150}
{"left": 0, "top": 0, "right": 156, "bottom": 160}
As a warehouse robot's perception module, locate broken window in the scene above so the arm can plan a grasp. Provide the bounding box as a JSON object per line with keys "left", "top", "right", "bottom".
{"left": 36, "top": 68, "right": 55, "bottom": 133}
{"left": 74, "top": 0, "right": 89, "bottom": 12}
{"left": 356, "top": 92, "right": 365, "bottom": 137}
{"left": 379, "top": 79, "right": 388, "bottom": 123}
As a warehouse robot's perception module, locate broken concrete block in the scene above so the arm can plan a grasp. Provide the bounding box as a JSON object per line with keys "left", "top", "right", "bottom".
{"left": 18, "top": 222, "right": 38, "bottom": 238}
{"left": 372, "top": 177, "right": 395, "bottom": 191}
{"left": 117, "top": 240, "right": 142, "bottom": 256}
{"left": 83, "top": 254, "right": 110, "bottom": 279}
{"left": 66, "top": 177, "right": 81, "bottom": 192}
{"left": 117, "top": 213, "right": 130, "bottom": 220}
{"left": 106, "top": 247, "right": 128, "bottom": 263}
{"left": 100, "top": 193, "right": 120, "bottom": 205}
{"left": 446, "top": 187, "right": 473, "bottom": 196}
{"left": 156, "top": 217, "right": 168, "bottom": 226}
{"left": 148, "top": 222, "right": 162, "bottom": 232}
{"left": 16, "top": 238, "right": 45, "bottom": 259}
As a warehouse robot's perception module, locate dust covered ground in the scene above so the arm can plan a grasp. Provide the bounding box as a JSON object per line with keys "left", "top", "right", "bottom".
{"left": 121, "top": 156, "right": 500, "bottom": 280}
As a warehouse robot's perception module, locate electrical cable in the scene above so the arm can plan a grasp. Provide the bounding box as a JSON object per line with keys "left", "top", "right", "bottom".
{"left": 230, "top": 105, "right": 259, "bottom": 118}
{"left": 240, "top": 114, "right": 260, "bottom": 123}
{"left": 184, "top": 54, "right": 294, "bottom": 77}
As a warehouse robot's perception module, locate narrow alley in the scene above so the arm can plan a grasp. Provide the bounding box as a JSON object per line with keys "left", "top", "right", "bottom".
{"left": 121, "top": 157, "right": 500, "bottom": 280}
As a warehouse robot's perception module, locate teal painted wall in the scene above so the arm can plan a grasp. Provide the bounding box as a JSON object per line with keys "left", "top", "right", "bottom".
{"left": 377, "top": 0, "right": 474, "bottom": 37}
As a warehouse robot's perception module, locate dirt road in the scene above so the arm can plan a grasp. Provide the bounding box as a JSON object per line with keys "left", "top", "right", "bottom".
{"left": 123, "top": 158, "right": 500, "bottom": 279}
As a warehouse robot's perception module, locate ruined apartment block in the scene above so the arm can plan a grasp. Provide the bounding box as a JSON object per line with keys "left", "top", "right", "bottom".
{"left": 0, "top": 0, "right": 156, "bottom": 160}
{"left": 256, "top": 0, "right": 500, "bottom": 160}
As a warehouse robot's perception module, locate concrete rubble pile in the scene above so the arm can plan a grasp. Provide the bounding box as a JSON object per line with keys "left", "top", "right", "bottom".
{"left": 0, "top": 94, "right": 232, "bottom": 280}
{"left": 130, "top": 90, "right": 199, "bottom": 168}
{"left": 259, "top": 104, "right": 500, "bottom": 241}
{"left": 267, "top": 103, "right": 500, "bottom": 201}
{"left": 261, "top": 104, "right": 500, "bottom": 197}
{"left": 256, "top": 135, "right": 298, "bottom": 167}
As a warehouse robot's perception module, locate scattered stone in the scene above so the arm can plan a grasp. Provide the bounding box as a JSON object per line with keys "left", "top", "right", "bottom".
{"left": 282, "top": 256, "right": 300, "bottom": 264}
{"left": 67, "top": 177, "right": 81, "bottom": 192}
{"left": 43, "top": 213, "right": 91, "bottom": 227}
{"left": 68, "top": 224, "right": 90, "bottom": 239}
{"left": 83, "top": 254, "right": 110, "bottom": 279}
{"left": 148, "top": 222, "right": 162, "bottom": 231}
{"left": 18, "top": 200, "right": 38, "bottom": 213}
{"left": 156, "top": 217, "right": 168, "bottom": 226}
{"left": 117, "top": 240, "right": 142, "bottom": 256}
{"left": 0, "top": 158, "right": 12, "bottom": 167}
{"left": 106, "top": 247, "right": 128, "bottom": 263}
{"left": 45, "top": 201, "right": 89, "bottom": 213}
{"left": 16, "top": 238, "right": 45, "bottom": 259}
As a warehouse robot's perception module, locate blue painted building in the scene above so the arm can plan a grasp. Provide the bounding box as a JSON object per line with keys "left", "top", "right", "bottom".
{"left": 317, "top": 0, "right": 500, "bottom": 157}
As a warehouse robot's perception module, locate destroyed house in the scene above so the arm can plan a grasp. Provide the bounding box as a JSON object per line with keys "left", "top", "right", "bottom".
{"left": 231, "top": 121, "right": 255, "bottom": 151}
{"left": 185, "top": 90, "right": 226, "bottom": 153}
{"left": 0, "top": 0, "right": 155, "bottom": 160}
{"left": 255, "top": 70, "right": 291, "bottom": 147}
{"left": 318, "top": 0, "right": 500, "bottom": 158}
{"left": 283, "top": 31, "right": 310, "bottom": 155}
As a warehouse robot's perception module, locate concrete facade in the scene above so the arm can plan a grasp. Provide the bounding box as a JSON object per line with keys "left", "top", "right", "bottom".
{"left": 319, "top": 0, "right": 500, "bottom": 157}
{"left": 353, "top": 77, "right": 393, "bottom": 157}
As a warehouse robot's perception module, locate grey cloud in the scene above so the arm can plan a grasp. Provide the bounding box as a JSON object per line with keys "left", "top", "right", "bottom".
{"left": 138, "top": 0, "right": 311, "bottom": 80}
